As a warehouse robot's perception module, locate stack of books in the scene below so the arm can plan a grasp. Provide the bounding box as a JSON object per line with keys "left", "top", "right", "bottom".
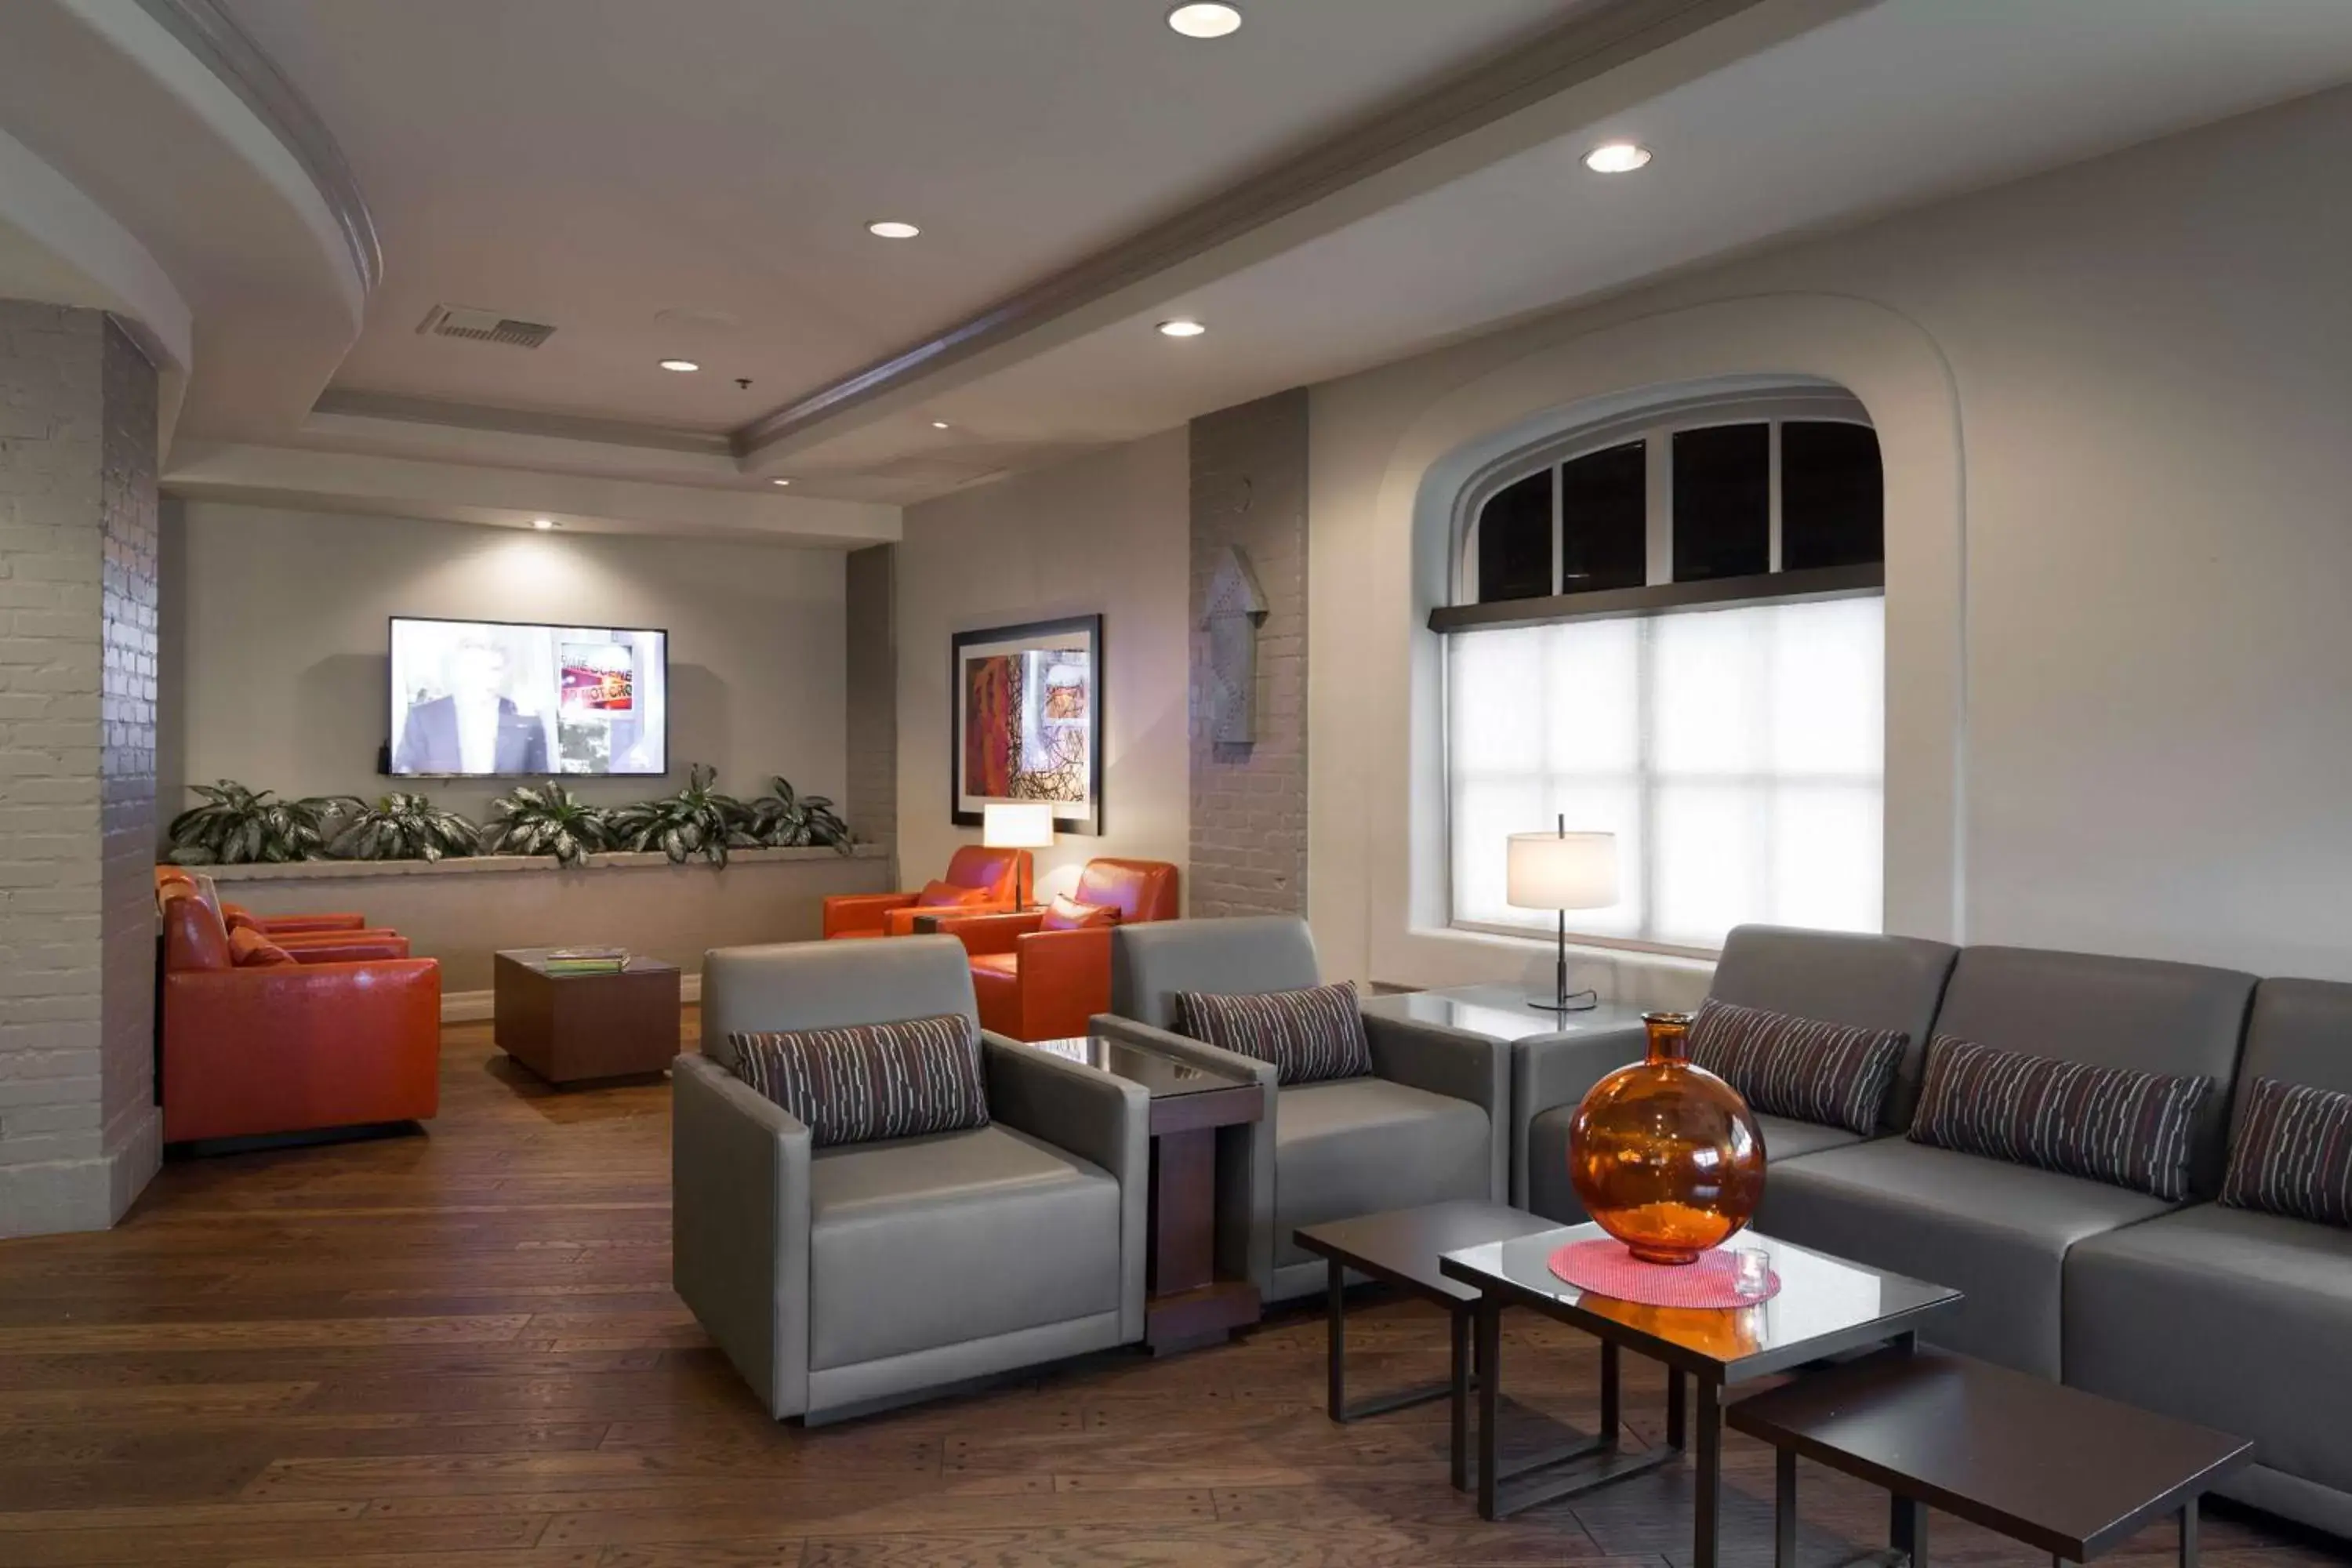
{"left": 543, "top": 946, "right": 629, "bottom": 976}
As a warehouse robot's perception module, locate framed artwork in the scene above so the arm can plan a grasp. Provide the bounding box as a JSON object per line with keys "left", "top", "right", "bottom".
{"left": 950, "top": 615, "right": 1103, "bottom": 834}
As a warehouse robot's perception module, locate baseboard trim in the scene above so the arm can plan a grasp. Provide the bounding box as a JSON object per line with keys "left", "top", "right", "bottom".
{"left": 443, "top": 972, "right": 702, "bottom": 1024}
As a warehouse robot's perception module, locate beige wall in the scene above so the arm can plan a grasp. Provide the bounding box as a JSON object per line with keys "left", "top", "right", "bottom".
{"left": 895, "top": 429, "right": 1191, "bottom": 904}
{"left": 168, "top": 502, "right": 851, "bottom": 829}
{"left": 1312, "top": 84, "right": 2352, "bottom": 989}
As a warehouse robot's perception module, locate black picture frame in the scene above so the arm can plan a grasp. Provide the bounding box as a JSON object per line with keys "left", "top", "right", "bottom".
{"left": 948, "top": 614, "right": 1104, "bottom": 835}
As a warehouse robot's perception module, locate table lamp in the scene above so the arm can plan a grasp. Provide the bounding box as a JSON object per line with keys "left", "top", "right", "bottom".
{"left": 982, "top": 801, "right": 1054, "bottom": 909}
{"left": 1506, "top": 818, "right": 1619, "bottom": 1014}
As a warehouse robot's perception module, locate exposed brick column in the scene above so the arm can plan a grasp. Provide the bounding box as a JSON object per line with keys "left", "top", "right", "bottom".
{"left": 0, "top": 302, "right": 162, "bottom": 1236}
{"left": 844, "top": 543, "right": 897, "bottom": 865}
{"left": 1188, "top": 389, "right": 1308, "bottom": 918}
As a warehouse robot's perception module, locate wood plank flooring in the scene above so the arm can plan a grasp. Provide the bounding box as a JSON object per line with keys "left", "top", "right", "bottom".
{"left": 0, "top": 1014, "right": 2334, "bottom": 1566}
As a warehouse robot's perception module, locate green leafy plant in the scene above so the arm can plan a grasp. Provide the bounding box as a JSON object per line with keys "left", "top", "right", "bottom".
{"left": 165, "top": 781, "right": 349, "bottom": 864}
{"left": 326, "top": 791, "right": 481, "bottom": 863}
{"left": 743, "top": 775, "right": 854, "bottom": 853}
{"left": 607, "top": 763, "right": 757, "bottom": 867}
{"left": 481, "top": 781, "right": 614, "bottom": 868}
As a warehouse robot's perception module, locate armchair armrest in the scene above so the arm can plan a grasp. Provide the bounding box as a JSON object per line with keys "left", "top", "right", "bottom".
{"left": 283, "top": 933, "right": 411, "bottom": 964}
{"left": 1363, "top": 1012, "right": 1511, "bottom": 1203}
{"left": 1510, "top": 1024, "right": 1649, "bottom": 1208}
{"left": 1090, "top": 1012, "right": 1278, "bottom": 1293}
{"left": 982, "top": 1034, "right": 1151, "bottom": 1341}
{"left": 257, "top": 912, "right": 368, "bottom": 935}
{"left": 673, "top": 1054, "right": 811, "bottom": 1420}
{"left": 884, "top": 898, "right": 1015, "bottom": 937}
{"left": 930, "top": 909, "right": 1046, "bottom": 957}
{"left": 822, "top": 891, "right": 916, "bottom": 938}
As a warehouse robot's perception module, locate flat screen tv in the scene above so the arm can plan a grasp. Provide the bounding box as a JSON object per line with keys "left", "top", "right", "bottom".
{"left": 387, "top": 615, "right": 668, "bottom": 778}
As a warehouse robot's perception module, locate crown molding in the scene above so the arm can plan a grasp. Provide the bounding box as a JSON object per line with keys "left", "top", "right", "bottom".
{"left": 131, "top": 0, "right": 381, "bottom": 293}
{"left": 312, "top": 389, "right": 736, "bottom": 459}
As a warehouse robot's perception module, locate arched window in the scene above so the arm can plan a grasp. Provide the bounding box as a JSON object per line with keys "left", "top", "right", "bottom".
{"left": 1439, "top": 390, "right": 1885, "bottom": 954}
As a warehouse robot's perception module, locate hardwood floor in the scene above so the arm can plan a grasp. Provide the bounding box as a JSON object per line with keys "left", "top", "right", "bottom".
{"left": 0, "top": 1014, "right": 2332, "bottom": 1566}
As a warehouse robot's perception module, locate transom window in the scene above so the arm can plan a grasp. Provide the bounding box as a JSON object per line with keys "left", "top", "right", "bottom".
{"left": 1438, "top": 393, "right": 1886, "bottom": 955}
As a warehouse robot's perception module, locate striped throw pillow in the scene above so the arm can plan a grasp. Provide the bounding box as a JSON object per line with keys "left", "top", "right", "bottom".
{"left": 2222, "top": 1076, "right": 2352, "bottom": 1229}
{"left": 1173, "top": 981, "right": 1370, "bottom": 1086}
{"left": 1907, "top": 1035, "right": 2209, "bottom": 1200}
{"left": 728, "top": 1014, "right": 989, "bottom": 1149}
{"left": 1688, "top": 998, "right": 1907, "bottom": 1135}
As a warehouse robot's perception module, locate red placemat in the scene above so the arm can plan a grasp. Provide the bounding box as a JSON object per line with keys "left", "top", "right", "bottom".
{"left": 1548, "top": 1237, "right": 1780, "bottom": 1308}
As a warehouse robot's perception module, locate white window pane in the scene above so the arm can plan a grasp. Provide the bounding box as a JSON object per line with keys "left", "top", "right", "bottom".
{"left": 1451, "top": 777, "right": 1545, "bottom": 930}
{"left": 1769, "top": 597, "right": 1885, "bottom": 778}
{"left": 1653, "top": 782, "right": 1768, "bottom": 949}
{"left": 1652, "top": 605, "right": 1769, "bottom": 775}
{"left": 1448, "top": 630, "right": 1545, "bottom": 777}
{"left": 1544, "top": 619, "right": 1641, "bottom": 775}
{"left": 1771, "top": 784, "right": 1882, "bottom": 932}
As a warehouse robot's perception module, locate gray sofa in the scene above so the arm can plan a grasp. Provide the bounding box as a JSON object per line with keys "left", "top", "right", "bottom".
{"left": 1518, "top": 923, "right": 2350, "bottom": 1535}
{"left": 673, "top": 935, "right": 1149, "bottom": 1424}
{"left": 1096, "top": 914, "right": 1508, "bottom": 1304}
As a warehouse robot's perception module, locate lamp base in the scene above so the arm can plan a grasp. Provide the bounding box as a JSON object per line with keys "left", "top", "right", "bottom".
{"left": 1529, "top": 989, "right": 1599, "bottom": 1014}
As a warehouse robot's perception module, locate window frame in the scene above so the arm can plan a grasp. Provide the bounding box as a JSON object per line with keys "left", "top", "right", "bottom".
{"left": 1438, "top": 388, "right": 1886, "bottom": 958}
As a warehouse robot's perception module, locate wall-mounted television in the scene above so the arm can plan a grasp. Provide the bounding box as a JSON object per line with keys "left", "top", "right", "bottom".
{"left": 388, "top": 615, "right": 668, "bottom": 778}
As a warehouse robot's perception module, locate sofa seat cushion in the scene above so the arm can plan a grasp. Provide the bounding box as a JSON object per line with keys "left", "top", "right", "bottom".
{"left": 808, "top": 1123, "right": 1120, "bottom": 1370}
{"left": 1523, "top": 1105, "right": 1860, "bottom": 1223}
{"left": 1273, "top": 1076, "right": 1491, "bottom": 1268}
{"left": 1760, "top": 1138, "right": 2175, "bottom": 1377}
{"left": 2067, "top": 1203, "right": 2352, "bottom": 1498}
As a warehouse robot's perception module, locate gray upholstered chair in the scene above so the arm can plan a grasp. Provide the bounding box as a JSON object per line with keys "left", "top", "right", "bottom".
{"left": 1094, "top": 915, "right": 1508, "bottom": 1305}
{"left": 1512, "top": 924, "right": 1959, "bottom": 1218}
{"left": 672, "top": 935, "right": 1149, "bottom": 1424}
{"left": 2064, "top": 977, "right": 2352, "bottom": 1534}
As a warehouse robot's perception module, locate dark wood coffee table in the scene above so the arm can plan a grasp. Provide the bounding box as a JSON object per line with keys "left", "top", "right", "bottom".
{"left": 1726, "top": 1346, "right": 2252, "bottom": 1567}
{"left": 493, "top": 949, "right": 681, "bottom": 1085}
{"left": 1294, "top": 1200, "right": 1571, "bottom": 1491}
{"left": 1026, "top": 1035, "right": 1264, "bottom": 1352}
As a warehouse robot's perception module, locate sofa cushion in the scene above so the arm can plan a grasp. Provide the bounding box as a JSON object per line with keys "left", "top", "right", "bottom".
{"left": 1908, "top": 1035, "right": 2209, "bottom": 1201}
{"left": 1710, "top": 925, "right": 1958, "bottom": 1127}
{"left": 1111, "top": 915, "right": 1323, "bottom": 1030}
{"left": 2067, "top": 1202, "right": 2352, "bottom": 1501}
{"left": 730, "top": 1014, "right": 989, "bottom": 1149}
{"left": 808, "top": 1123, "right": 1120, "bottom": 1370}
{"left": 1759, "top": 1137, "right": 2175, "bottom": 1377}
{"left": 1273, "top": 1076, "right": 1492, "bottom": 1268}
{"left": 1040, "top": 895, "right": 1117, "bottom": 931}
{"left": 2222, "top": 1076, "right": 2352, "bottom": 1228}
{"left": 227, "top": 927, "right": 299, "bottom": 967}
{"left": 1174, "top": 980, "right": 1371, "bottom": 1086}
{"left": 1689, "top": 999, "right": 1906, "bottom": 1135}
{"left": 1523, "top": 1105, "right": 1861, "bottom": 1224}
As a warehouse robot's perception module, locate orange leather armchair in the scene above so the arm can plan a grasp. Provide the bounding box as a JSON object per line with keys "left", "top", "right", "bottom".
{"left": 158, "top": 888, "right": 440, "bottom": 1146}
{"left": 822, "top": 844, "right": 1033, "bottom": 938}
{"left": 935, "top": 858, "right": 1181, "bottom": 1041}
{"left": 154, "top": 866, "right": 370, "bottom": 935}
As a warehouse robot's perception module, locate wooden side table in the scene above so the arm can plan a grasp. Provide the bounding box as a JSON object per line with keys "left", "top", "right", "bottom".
{"left": 1026, "top": 1035, "right": 1264, "bottom": 1353}
{"left": 493, "top": 949, "right": 681, "bottom": 1085}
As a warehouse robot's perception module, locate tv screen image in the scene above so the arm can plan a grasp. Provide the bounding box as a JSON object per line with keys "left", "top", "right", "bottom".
{"left": 388, "top": 617, "right": 668, "bottom": 778}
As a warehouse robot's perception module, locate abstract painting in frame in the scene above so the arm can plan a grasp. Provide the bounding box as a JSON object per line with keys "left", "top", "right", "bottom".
{"left": 950, "top": 615, "right": 1103, "bottom": 834}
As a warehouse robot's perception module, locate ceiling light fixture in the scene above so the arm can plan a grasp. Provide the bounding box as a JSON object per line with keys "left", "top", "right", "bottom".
{"left": 658, "top": 358, "right": 700, "bottom": 372}
{"left": 1583, "top": 141, "right": 1652, "bottom": 174}
{"left": 1167, "top": 3, "right": 1242, "bottom": 38}
{"left": 931, "top": 419, "right": 952, "bottom": 430}
{"left": 771, "top": 478, "right": 792, "bottom": 487}
{"left": 531, "top": 517, "right": 556, "bottom": 530}
{"left": 867, "top": 220, "right": 920, "bottom": 239}
{"left": 1156, "top": 318, "right": 1207, "bottom": 338}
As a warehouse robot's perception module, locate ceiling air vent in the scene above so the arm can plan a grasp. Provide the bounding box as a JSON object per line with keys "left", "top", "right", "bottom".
{"left": 416, "top": 304, "right": 557, "bottom": 349}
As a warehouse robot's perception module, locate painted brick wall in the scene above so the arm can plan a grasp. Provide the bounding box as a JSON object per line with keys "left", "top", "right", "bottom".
{"left": 1188, "top": 389, "right": 1309, "bottom": 918}
{"left": 0, "top": 301, "right": 161, "bottom": 1236}
{"left": 844, "top": 543, "right": 897, "bottom": 862}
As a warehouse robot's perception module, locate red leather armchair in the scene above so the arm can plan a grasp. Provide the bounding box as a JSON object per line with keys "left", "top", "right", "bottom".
{"left": 935, "top": 858, "right": 1181, "bottom": 1041}
{"left": 159, "top": 888, "right": 440, "bottom": 1145}
{"left": 822, "top": 845, "right": 1033, "bottom": 938}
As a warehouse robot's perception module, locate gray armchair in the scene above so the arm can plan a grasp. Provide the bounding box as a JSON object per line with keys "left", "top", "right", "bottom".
{"left": 1094, "top": 915, "right": 1508, "bottom": 1305}
{"left": 1513, "top": 924, "right": 1958, "bottom": 1218}
{"left": 673, "top": 935, "right": 1149, "bottom": 1424}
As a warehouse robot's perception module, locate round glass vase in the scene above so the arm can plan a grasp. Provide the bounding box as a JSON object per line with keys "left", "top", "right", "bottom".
{"left": 1566, "top": 1010, "right": 1766, "bottom": 1265}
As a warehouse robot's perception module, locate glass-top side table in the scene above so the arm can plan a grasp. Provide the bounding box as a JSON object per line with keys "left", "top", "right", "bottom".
{"left": 1360, "top": 982, "right": 1648, "bottom": 1044}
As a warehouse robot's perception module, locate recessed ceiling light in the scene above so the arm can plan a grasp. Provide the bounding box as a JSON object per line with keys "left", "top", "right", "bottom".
{"left": 771, "top": 478, "right": 792, "bottom": 487}
{"left": 1583, "top": 141, "right": 1652, "bottom": 174}
{"left": 531, "top": 517, "right": 556, "bottom": 530}
{"left": 868, "top": 220, "right": 921, "bottom": 239}
{"left": 1167, "top": 3, "right": 1242, "bottom": 38}
{"left": 931, "top": 419, "right": 952, "bottom": 430}
{"left": 658, "top": 358, "right": 700, "bottom": 372}
{"left": 1156, "top": 318, "right": 1207, "bottom": 338}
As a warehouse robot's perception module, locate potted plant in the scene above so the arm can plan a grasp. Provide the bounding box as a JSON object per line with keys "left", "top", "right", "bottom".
{"left": 326, "top": 791, "right": 481, "bottom": 862}
{"left": 743, "top": 776, "right": 854, "bottom": 853}
{"left": 607, "top": 764, "right": 758, "bottom": 867}
{"left": 165, "top": 782, "right": 350, "bottom": 864}
{"left": 481, "top": 781, "right": 614, "bottom": 868}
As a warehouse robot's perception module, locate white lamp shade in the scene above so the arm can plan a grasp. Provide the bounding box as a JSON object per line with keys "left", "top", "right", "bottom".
{"left": 1506, "top": 829, "right": 1618, "bottom": 911}
{"left": 982, "top": 801, "right": 1056, "bottom": 850}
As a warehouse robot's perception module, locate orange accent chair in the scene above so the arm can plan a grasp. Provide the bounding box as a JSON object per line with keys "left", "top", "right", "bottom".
{"left": 822, "top": 846, "right": 1033, "bottom": 939}
{"left": 935, "top": 859, "right": 1181, "bottom": 1042}
{"left": 154, "top": 866, "right": 371, "bottom": 936}
{"left": 158, "top": 887, "right": 440, "bottom": 1146}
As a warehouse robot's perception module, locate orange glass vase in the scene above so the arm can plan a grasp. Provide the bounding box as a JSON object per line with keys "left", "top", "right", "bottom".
{"left": 1567, "top": 1010, "right": 1766, "bottom": 1265}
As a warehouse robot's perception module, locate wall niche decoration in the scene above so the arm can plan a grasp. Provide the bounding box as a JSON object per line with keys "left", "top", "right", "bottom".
{"left": 1201, "top": 545, "right": 1268, "bottom": 746}
{"left": 949, "top": 615, "right": 1103, "bottom": 834}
